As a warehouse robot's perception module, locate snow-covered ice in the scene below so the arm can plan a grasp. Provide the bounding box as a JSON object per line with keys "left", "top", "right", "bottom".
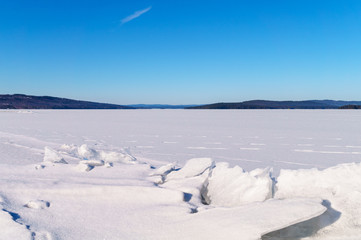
{"left": 1, "top": 109, "right": 361, "bottom": 239}
{"left": 202, "top": 163, "right": 273, "bottom": 207}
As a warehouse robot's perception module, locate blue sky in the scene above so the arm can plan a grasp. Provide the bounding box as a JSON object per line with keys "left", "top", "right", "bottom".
{"left": 1, "top": 0, "right": 361, "bottom": 104}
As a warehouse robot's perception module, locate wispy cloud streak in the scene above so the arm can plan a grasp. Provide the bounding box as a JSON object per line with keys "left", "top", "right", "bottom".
{"left": 121, "top": 6, "right": 152, "bottom": 24}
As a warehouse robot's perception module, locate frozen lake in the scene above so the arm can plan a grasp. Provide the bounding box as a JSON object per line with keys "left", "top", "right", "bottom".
{"left": 1, "top": 109, "right": 361, "bottom": 173}
{"left": 2, "top": 109, "right": 361, "bottom": 240}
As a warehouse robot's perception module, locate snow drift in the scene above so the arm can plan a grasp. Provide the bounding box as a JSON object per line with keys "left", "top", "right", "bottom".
{"left": 0, "top": 145, "right": 336, "bottom": 240}
{"left": 1, "top": 138, "right": 361, "bottom": 240}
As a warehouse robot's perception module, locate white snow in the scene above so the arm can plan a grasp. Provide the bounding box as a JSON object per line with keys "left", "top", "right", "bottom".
{"left": 273, "top": 162, "right": 361, "bottom": 239}
{"left": 1, "top": 109, "right": 361, "bottom": 239}
{"left": 0, "top": 209, "right": 31, "bottom": 240}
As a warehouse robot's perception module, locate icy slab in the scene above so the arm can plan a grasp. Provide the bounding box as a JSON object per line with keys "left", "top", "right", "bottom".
{"left": 163, "top": 169, "right": 211, "bottom": 207}
{"left": 185, "top": 198, "right": 326, "bottom": 240}
{"left": 100, "top": 149, "right": 137, "bottom": 164}
{"left": 166, "top": 158, "right": 214, "bottom": 180}
{"left": 150, "top": 162, "right": 176, "bottom": 176}
{"left": 76, "top": 162, "right": 94, "bottom": 172}
{"left": 43, "top": 147, "right": 67, "bottom": 164}
{"left": 202, "top": 162, "right": 273, "bottom": 206}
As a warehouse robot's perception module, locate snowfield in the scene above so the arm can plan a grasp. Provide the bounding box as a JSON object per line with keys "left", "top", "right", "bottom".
{"left": 1, "top": 109, "right": 361, "bottom": 240}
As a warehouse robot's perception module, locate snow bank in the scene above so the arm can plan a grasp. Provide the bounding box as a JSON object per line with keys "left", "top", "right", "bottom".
{"left": 3, "top": 141, "right": 361, "bottom": 239}
{"left": 188, "top": 198, "right": 326, "bottom": 240}
{"left": 202, "top": 162, "right": 273, "bottom": 207}
{"left": 0, "top": 151, "right": 331, "bottom": 240}
{"left": 274, "top": 162, "right": 361, "bottom": 239}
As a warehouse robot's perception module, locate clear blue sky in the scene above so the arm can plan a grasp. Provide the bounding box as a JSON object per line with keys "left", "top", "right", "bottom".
{"left": 1, "top": 0, "right": 361, "bottom": 104}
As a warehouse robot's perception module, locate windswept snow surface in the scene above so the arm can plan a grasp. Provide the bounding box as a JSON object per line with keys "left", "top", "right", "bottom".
{"left": 1, "top": 110, "right": 361, "bottom": 239}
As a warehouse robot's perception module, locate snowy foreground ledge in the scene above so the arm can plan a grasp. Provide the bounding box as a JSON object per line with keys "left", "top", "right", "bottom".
{"left": 0, "top": 144, "right": 360, "bottom": 240}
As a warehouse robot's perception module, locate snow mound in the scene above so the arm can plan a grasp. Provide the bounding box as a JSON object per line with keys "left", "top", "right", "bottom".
{"left": 166, "top": 158, "right": 214, "bottom": 180}
{"left": 202, "top": 162, "right": 273, "bottom": 207}
{"left": 43, "top": 147, "right": 67, "bottom": 164}
{"left": 25, "top": 200, "right": 50, "bottom": 209}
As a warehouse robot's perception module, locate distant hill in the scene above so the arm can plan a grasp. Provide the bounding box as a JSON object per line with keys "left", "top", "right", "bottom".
{"left": 338, "top": 105, "right": 361, "bottom": 109}
{"left": 3, "top": 95, "right": 361, "bottom": 110}
{"left": 188, "top": 100, "right": 361, "bottom": 109}
{"left": 0, "top": 94, "right": 133, "bottom": 109}
{"left": 127, "top": 104, "right": 199, "bottom": 109}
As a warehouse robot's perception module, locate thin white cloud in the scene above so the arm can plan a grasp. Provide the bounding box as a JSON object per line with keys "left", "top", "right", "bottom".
{"left": 121, "top": 6, "right": 152, "bottom": 24}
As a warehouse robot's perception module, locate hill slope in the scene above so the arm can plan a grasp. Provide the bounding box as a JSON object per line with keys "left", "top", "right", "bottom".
{"left": 188, "top": 100, "right": 361, "bottom": 109}
{"left": 0, "top": 94, "right": 133, "bottom": 109}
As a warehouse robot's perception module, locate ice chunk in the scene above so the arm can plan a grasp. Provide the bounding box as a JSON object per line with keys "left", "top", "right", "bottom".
{"left": 166, "top": 158, "right": 214, "bottom": 180}
{"left": 76, "top": 163, "right": 94, "bottom": 172}
{"left": 79, "top": 159, "right": 105, "bottom": 167}
{"left": 99, "top": 150, "right": 136, "bottom": 164}
{"left": 77, "top": 144, "right": 98, "bottom": 159}
{"left": 150, "top": 162, "right": 176, "bottom": 176}
{"left": 104, "top": 162, "right": 113, "bottom": 168}
{"left": 76, "top": 144, "right": 136, "bottom": 164}
{"left": 60, "top": 144, "right": 78, "bottom": 154}
{"left": 202, "top": 162, "right": 273, "bottom": 206}
{"left": 43, "top": 147, "right": 67, "bottom": 164}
